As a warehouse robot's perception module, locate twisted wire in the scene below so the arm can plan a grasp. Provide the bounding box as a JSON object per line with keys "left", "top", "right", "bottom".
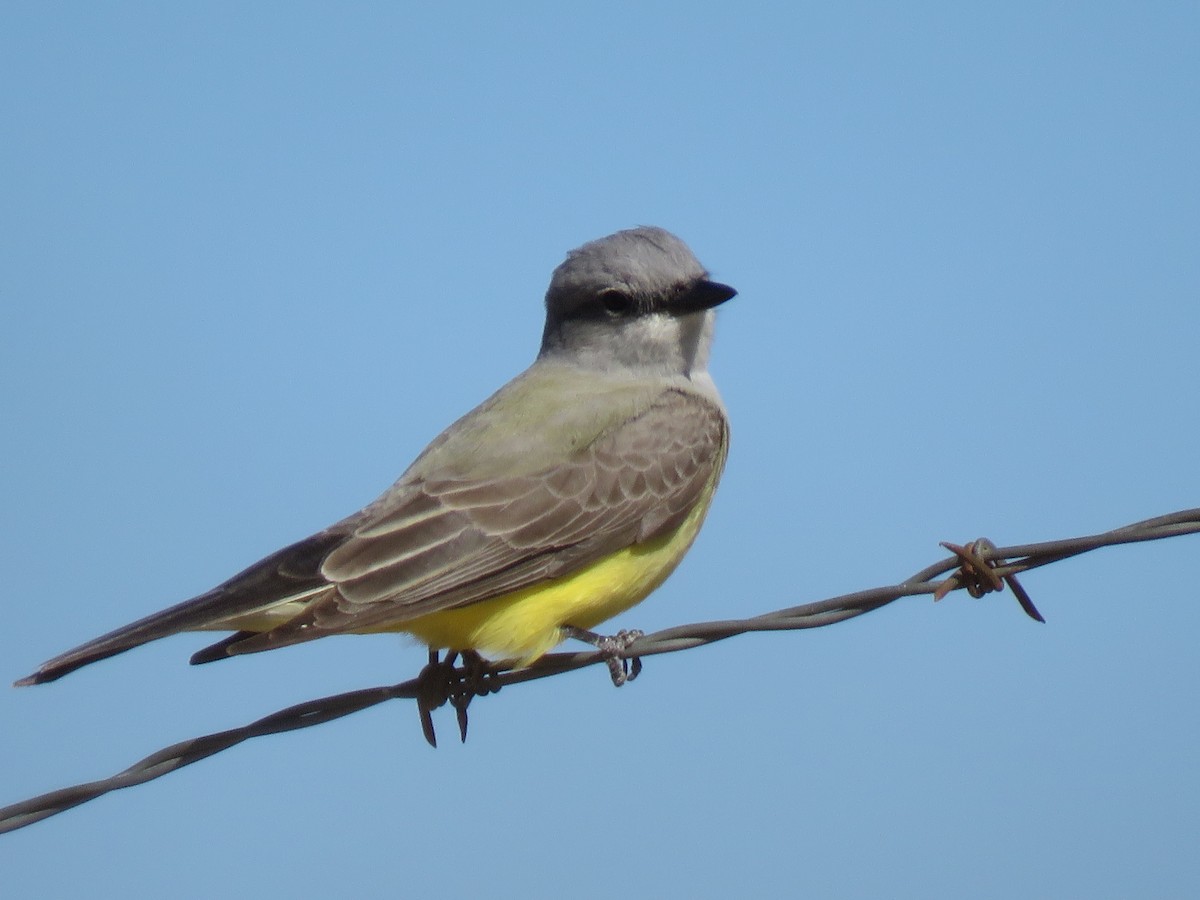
{"left": 3, "top": 507, "right": 1196, "bottom": 834}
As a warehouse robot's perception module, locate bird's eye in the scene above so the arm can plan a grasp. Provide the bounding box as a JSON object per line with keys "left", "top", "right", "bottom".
{"left": 598, "top": 289, "right": 633, "bottom": 316}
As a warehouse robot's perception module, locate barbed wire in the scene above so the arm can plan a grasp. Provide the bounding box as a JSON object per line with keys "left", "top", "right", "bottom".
{"left": 2, "top": 506, "right": 1197, "bottom": 835}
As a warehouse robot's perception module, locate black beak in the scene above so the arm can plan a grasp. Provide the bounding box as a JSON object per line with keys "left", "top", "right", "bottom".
{"left": 675, "top": 279, "right": 738, "bottom": 314}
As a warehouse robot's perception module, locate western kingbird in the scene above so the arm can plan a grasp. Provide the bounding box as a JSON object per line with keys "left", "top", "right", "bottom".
{"left": 17, "top": 226, "right": 735, "bottom": 686}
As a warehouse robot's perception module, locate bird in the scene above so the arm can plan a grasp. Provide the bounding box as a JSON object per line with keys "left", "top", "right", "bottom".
{"left": 16, "top": 226, "right": 736, "bottom": 688}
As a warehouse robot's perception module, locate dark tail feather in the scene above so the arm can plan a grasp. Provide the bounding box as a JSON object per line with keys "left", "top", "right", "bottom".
{"left": 14, "top": 588, "right": 229, "bottom": 686}
{"left": 189, "top": 631, "right": 257, "bottom": 665}
{"left": 15, "top": 643, "right": 139, "bottom": 686}
{"left": 15, "top": 529, "right": 346, "bottom": 686}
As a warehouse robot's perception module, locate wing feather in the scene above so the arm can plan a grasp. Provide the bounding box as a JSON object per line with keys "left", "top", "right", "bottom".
{"left": 228, "top": 388, "right": 727, "bottom": 652}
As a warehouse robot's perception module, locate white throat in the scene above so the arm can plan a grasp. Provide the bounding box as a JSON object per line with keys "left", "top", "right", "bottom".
{"left": 539, "top": 309, "right": 716, "bottom": 379}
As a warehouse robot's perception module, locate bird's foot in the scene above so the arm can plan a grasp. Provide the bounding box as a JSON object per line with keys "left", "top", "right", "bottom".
{"left": 563, "top": 626, "right": 644, "bottom": 686}
{"left": 415, "top": 649, "right": 501, "bottom": 747}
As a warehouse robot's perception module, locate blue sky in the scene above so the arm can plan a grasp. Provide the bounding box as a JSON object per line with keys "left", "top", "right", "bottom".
{"left": 2, "top": 3, "right": 1197, "bottom": 897}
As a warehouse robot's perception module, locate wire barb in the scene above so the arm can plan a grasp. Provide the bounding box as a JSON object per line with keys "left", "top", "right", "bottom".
{"left": 415, "top": 650, "right": 502, "bottom": 747}
{"left": 933, "top": 538, "right": 1045, "bottom": 622}
{"left": 3, "top": 506, "right": 1198, "bottom": 834}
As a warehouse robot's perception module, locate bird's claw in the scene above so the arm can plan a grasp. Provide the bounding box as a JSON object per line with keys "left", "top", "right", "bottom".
{"left": 564, "top": 626, "right": 644, "bottom": 686}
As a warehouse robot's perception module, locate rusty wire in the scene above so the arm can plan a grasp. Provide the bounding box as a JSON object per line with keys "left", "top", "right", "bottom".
{"left": 2, "top": 506, "right": 1197, "bottom": 835}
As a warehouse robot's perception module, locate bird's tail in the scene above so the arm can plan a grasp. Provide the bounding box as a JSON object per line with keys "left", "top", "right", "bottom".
{"left": 15, "top": 529, "right": 345, "bottom": 686}
{"left": 14, "top": 587, "right": 239, "bottom": 686}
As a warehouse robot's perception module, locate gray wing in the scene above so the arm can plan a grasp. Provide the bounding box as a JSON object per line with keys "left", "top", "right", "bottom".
{"left": 224, "top": 387, "right": 727, "bottom": 654}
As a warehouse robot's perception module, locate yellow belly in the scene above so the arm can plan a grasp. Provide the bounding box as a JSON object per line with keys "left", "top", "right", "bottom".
{"left": 392, "top": 484, "right": 717, "bottom": 665}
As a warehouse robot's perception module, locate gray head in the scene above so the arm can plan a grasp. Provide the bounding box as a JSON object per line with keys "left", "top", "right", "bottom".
{"left": 539, "top": 226, "right": 736, "bottom": 376}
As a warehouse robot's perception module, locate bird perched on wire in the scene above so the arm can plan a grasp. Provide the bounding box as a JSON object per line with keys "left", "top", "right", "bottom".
{"left": 17, "top": 226, "right": 736, "bottom": 688}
